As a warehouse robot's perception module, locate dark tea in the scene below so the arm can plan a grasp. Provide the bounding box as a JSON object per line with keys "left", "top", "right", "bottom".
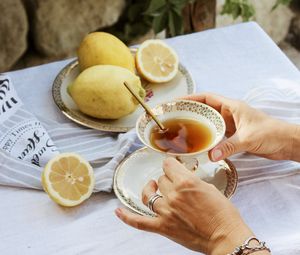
{"left": 150, "top": 118, "right": 213, "bottom": 153}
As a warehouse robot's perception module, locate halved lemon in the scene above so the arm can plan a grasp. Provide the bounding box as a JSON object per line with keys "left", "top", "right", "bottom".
{"left": 136, "top": 39, "right": 179, "bottom": 83}
{"left": 42, "top": 153, "right": 95, "bottom": 207}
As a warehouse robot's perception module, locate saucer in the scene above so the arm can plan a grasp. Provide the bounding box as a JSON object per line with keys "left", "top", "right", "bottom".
{"left": 52, "top": 52, "right": 195, "bottom": 133}
{"left": 113, "top": 147, "right": 238, "bottom": 217}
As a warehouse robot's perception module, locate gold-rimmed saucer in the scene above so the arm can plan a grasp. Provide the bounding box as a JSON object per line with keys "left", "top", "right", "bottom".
{"left": 52, "top": 55, "right": 195, "bottom": 133}
{"left": 113, "top": 147, "right": 238, "bottom": 217}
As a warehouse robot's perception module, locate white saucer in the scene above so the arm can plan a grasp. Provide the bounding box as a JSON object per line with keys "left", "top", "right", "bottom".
{"left": 52, "top": 56, "right": 195, "bottom": 133}
{"left": 113, "top": 147, "right": 238, "bottom": 217}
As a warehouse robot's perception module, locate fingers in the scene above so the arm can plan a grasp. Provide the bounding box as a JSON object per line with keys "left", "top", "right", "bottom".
{"left": 209, "top": 133, "right": 243, "bottom": 161}
{"left": 182, "top": 93, "right": 230, "bottom": 113}
{"left": 157, "top": 175, "right": 173, "bottom": 195}
{"left": 162, "top": 157, "right": 191, "bottom": 182}
{"left": 141, "top": 180, "right": 165, "bottom": 214}
{"left": 115, "top": 207, "right": 161, "bottom": 233}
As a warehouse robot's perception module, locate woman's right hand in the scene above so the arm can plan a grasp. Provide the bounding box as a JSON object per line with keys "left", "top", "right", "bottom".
{"left": 183, "top": 93, "right": 299, "bottom": 162}
{"left": 116, "top": 157, "right": 256, "bottom": 255}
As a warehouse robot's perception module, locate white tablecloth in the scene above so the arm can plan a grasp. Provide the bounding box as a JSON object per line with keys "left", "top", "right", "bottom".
{"left": 1, "top": 22, "right": 300, "bottom": 254}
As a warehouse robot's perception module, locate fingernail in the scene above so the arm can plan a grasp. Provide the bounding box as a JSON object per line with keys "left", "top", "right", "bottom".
{"left": 115, "top": 208, "right": 122, "bottom": 218}
{"left": 162, "top": 158, "right": 169, "bottom": 167}
{"left": 212, "top": 149, "right": 222, "bottom": 161}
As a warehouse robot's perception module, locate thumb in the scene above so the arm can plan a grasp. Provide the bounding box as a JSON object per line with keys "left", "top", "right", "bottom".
{"left": 209, "top": 134, "right": 243, "bottom": 161}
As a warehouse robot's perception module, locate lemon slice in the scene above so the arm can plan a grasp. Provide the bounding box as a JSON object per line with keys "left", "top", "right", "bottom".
{"left": 136, "top": 40, "right": 179, "bottom": 83}
{"left": 42, "top": 153, "right": 95, "bottom": 207}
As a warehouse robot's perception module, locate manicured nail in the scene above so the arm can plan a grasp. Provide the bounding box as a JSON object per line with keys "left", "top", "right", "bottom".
{"left": 115, "top": 208, "right": 122, "bottom": 218}
{"left": 212, "top": 149, "right": 222, "bottom": 161}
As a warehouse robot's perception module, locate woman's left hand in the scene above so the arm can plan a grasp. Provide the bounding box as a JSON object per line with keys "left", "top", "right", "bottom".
{"left": 115, "top": 158, "right": 253, "bottom": 255}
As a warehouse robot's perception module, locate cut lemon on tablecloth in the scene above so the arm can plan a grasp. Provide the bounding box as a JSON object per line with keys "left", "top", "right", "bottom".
{"left": 136, "top": 39, "right": 179, "bottom": 83}
{"left": 42, "top": 153, "right": 94, "bottom": 207}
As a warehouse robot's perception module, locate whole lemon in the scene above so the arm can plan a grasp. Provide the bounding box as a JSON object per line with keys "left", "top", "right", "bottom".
{"left": 68, "top": 65, "right": 145, "bottom": 119}
{"left": 77, "top": 32, "right": 135, "bottom": 72}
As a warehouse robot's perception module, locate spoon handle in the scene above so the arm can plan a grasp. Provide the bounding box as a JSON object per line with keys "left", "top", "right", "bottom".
{"left": 123, "top": 81, "right": 165, "bottom": 131}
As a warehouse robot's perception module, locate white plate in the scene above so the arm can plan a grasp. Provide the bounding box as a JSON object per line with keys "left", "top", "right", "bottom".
{"left": 52, "top": 58, "right": 196, "bottom": 132}
{"left": 113, "top": 147, "right": 238, "bottom": 217}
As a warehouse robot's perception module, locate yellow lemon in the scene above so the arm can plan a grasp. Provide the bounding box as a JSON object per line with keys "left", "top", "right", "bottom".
{"left": 42, "top": 153, "right": 95, "bottom": 207}
{"left": 136, "top": 39, "right": 179, "bottom": 83}
{"left": 68, "top": 65, "right": 145, "bottom": 119}
{"left": 78, "top": 32, "right": 135, "bottom": 72}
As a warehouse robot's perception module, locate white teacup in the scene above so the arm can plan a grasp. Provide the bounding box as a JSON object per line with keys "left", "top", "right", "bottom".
{"left": 136, "top": 100, "right": 226, "bottom": 170}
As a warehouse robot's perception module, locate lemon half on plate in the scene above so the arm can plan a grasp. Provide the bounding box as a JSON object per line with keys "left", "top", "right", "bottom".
{"left": 136, "top": 40, "right": 179, "bottom": 83}
{"left": 52, "top": 50, "right": 195, "bottom": 133}
{"left": 42, "top": 153, "right": 95, "bottom": 207}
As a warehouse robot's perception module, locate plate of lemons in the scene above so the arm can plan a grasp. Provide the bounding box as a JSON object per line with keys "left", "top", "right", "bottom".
{"left": 52, "top": 32, "right": 196, "bottom": 132}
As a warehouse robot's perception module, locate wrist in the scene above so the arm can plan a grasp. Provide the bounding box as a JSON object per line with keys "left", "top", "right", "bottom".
{"left": 273, "top": 121, "right": 300, "bottom": 161}
{"left": 227, "top": 237, "right": 271, "bottom": 255}
{"left": 290, "top": 125, "right": 300, "bottom": 162}
{"left": 209, "top": 219, "right": 253, "bottom": 255}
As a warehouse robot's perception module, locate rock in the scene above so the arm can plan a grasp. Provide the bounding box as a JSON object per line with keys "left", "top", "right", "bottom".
{"left": 11, "top": 48, "right": 66, "bottom": 71}
{"left": 0, "top": 0, "right": 28, "bottom": 72}
{"left": 287, "top": 16, "right": 300, "bottom": 51}
{"left": 29, "top": 0, "right": 125, "bottom": 57}
{"left": 279, "top": 41, "right": 300, "bottom": 69}
{"left": 216, "top": 0, "right": 294, "bottom": 43}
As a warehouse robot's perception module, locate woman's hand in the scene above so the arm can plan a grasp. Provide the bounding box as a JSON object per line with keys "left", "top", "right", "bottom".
{"left": 183, "top": 93, "right": 299, "bottom": 162}
{"left": 115, "top": 158, "right": 255, "bottom": 254}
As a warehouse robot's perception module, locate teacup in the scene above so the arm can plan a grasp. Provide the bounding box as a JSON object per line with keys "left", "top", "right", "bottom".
{"left": 136, "top": 100, "right": 226, "bottom": 171}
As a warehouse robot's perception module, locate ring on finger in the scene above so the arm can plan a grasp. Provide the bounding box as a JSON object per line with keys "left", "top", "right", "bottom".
{"left": 147, "top": 194, "right": 163, "bottom": 212}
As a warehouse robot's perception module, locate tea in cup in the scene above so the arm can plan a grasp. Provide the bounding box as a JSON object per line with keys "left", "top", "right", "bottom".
{"left": 150, "top": 118, "right": 214, "bottom": 154}
{"left": 136, "top": 100, "right": 226, "bottom": 170}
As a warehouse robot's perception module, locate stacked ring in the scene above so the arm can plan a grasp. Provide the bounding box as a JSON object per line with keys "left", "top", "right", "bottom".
{"left": 147, "top": 194, "right": 163, "bottom": 212}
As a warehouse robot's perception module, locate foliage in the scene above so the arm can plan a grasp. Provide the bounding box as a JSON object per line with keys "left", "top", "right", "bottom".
{"left": 104, "top": 0, "right": 293, "bottom": 43}
{"left": 221, "top": 0, "right": 293, "bottom": 21}
{"left": 145, "top": 0, "right": 195, "bottom": 36}
{"left": 221, "top": 0, "right": 255, "bottom": 21}
{"left": 103, "top": 0, "right": 152, "bottom": 44}
{"left": 104, "top": 0, "right": 193, "bottom": 43}
{"left": 272, "top": 0, "right": 293, "bottom": 10}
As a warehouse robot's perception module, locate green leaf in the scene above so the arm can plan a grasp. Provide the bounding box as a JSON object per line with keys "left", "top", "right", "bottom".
{"left": 102, "top": 0, "right": 153, "bottom": 44}
{"left": 152, "top": 11, "right": 168, "bottom": 34}
{"left": 128, "top": 3, "right": 146, "bottom": 22}
{"left": 232, "top": 4, "right": 241, "bottom": 19}
{"left": 168, "top": 9, "right": 183, "bottom": 36}
{"left": 272, "top": 0, "right": 292, "bottom": 11}
{"left": 221, "top": 0, "right": 255, "bottom": 21}
{"left": 168, "top": 11, "right": 176, "bottom": 36}
{"left": 169, "top": 0, "right": 190, "bottom": 9}
{"left": 145, "top": 0, "right": 167, "bottom": 15}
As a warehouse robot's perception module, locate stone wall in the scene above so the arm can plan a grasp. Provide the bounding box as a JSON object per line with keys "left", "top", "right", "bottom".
{"left": 0, "top": 0, "right": 125, "bottom": 72}
{"left": 217, "top": 0, "right": 294, "bottom": 43}
{"left": 0, "top": 0, "right": 28, "bottom": 72}
{"left": 1, "top": 0, "right": 299, "bottom": 72}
